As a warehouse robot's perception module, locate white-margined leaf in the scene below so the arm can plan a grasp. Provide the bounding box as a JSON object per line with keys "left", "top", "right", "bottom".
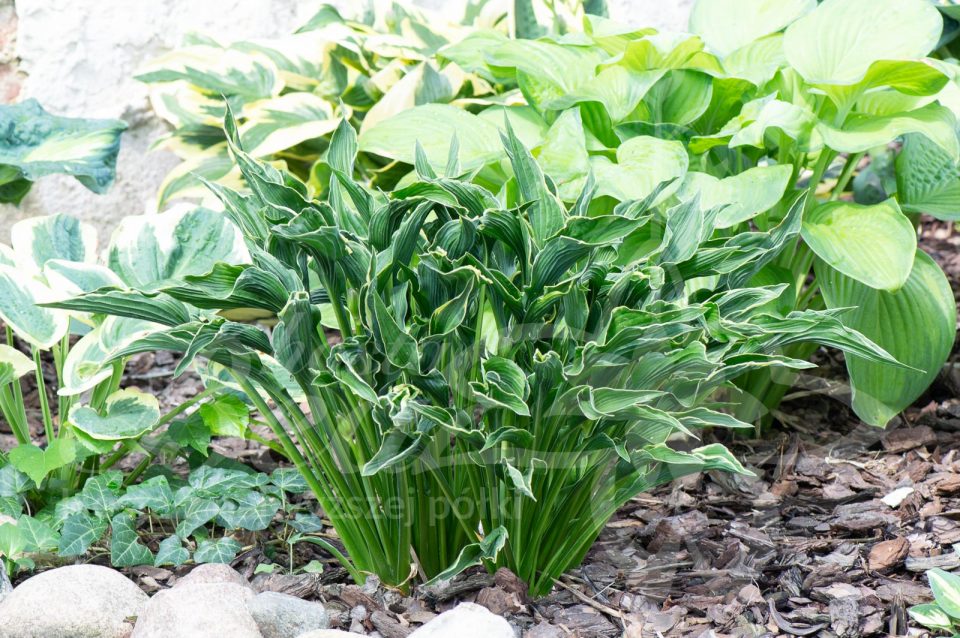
{"left": 0, "top": 344, "right": 33, "bottom": 387}
{"left": 10, "top": 214, "right": 97, "bottom": 272}
{"left": 0, "top": 265, "right": 69, "bottom": 349}
{"left": 69, "top": 388, "right": 161, "bottom": 441}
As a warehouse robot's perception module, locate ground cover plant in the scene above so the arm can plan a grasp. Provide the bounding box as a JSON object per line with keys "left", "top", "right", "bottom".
{"left": 358, "top": 0, "right": 960, "bottom": 429}
{"left": 48, "top": 107, "right": 909, "bottom": 595}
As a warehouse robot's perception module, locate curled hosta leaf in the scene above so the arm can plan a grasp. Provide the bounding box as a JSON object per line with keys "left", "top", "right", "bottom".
{"left": 0, "top": 266, "right": 69, "bottom": 349}
{"left": 427, "top": 526, "right": 507, "bottom": 584}
{"left": 0, "top": 100, "right": 126, "bottom": 203}
{"left": 801, "top": 200, "right": 917, "bottom": 292}
{"left": 783, "top": 0, "right": 942, "bottom": 86}
{"left": 819, "top": 250, "right": 956, "bottom": 426}
{"left": 690, "top": 0, "right": 815, "bottom": 57}
{"left": 239, "top": 93, "right": 339, "bottom": 157}
{"left": 818, "top": 104, "right": 959, "bottom": 161}
{"left": 896, "top": 132, "right": 960, "bottom": 219}
{"left": 591, "top": 136, "right": 688, "bottom": 203}
{"left": 69, "top": 388, "right": 161, "bottom": 442}
{"left": 678, "top": 165, "right": 793, "bottom": 228}
{"left": 10, "top": 214, "right": 97, "bottom": 272}
{"left": 59, "top": 318, "right": 158, "bottom": 397}
{"left": 0, "top": 345, "right": 33, "bottom": 386}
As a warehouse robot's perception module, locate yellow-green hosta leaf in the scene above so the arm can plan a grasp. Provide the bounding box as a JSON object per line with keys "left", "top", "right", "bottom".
{"left": 476, "top": 106, "right": 548, "bottom": 150}
{"left": 0, "top": 344, "right": 33, "bottom": 386}
{"left": 147, "top": 80, "right": 226, "bottom": 129}
{"left": 107, "top": 205, "right": 249, "bottom": 292}
{"left": 802, "top": 200, "right": 916, "bottom": 292}
{"left": 690, "top": 0, "right": 815, "bottom": 57}
{"left": 536, "top": 109, "right": 589, "bottom": 201}
{"left": 69, "top": 388, "right": 161, "bottom": 441}
{"left": 0, "top": 265, "right": 69, "bottom": 349}
{"left": 818, "top": 250, "right": 956, "bottom": 427}
{"left": 358, "top": 104, "right": 504, "bottom": 173}
{"left": 783, "top": 0, "right": 942, "bottom": 86}
{"left": 721, "top": 35, "right": 787, "bottom": 87}
{"left": 484, "top": 39, "right": 604, "bottom": 109}
{"left": 547, "top": 65, "right": 664, "bottom": 123}
{"left": 11, "top": 214, "right": 97, "bottom": 272}
{"left": 239, "top": 93, "right": 339, "bottom": 158}
{"left": 896, "top": 133, "right": 960, "bottom": 220}
{"left": 590, "top": 136, "right": 688, "bottom": 203}
{"left": 928, "top": 568, "right": 960, "bottom": 619}
{"left": 691, "top": 95, "right": 818, "bottom": 153}
{"left": 0, "top": 100, "right": 126, "bottom": 203}
{"left": 678, "top": 165, "right": 793, "bottom": 228}
{"left": 819, "top": 104, "right": 959, "bottom": 161}
{"left": 615, "top": 33, "right": 722, "bottom": 74}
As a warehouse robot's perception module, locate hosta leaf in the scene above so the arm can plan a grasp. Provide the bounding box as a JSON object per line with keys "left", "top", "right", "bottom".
{"left": 239, "top": 93, "right": 339, "bottom": 157}
{"left": 0, "top": 266, "right": 69, "bottom": 349}
{"left": 818, "top": 104, "right": 959, "bottom": 161}
{"left": 897, "top": 133, "right": 960, "bottom": 219}
{"left": 678, "top": 165, "right": 793, "bottom": 228}
{"left": 9, "top": 439, "right": 77, "bottom": 487}
{"left": 928, "top": 568, "right": 960, "bottom": 619}
{"left": 17, "top": 515, "right": 59, "bottom": 552}
{"left": 57, "top": 512, "right": 108, "bottom": 556}
{"left": 0, "top": 99, "right": 126, "bottom": 201}
{"left": 358, "top": 104, "right": 503, "bottom": 173}
{"left": 59, "top": 318, "right": 158, "bottom": 397}
{"left": 692, "top": 95, "right": 817, "bottom": 153}
{"left": 0, "top": 344, "right": 33, "bottom": 386}
{"left": 427, "top": 526, "right": 507, "bottom": 584}
{"left": 110, "top": 512, "right": 154, "bottom": 567}
{"left": 908, "top": 603, "right": 954, "bottom": 630}
{"left": 154, "top": 535, "right": 190, "bottom": 567}
{"left": 783, "top": 0, "right": 942, "bottom": 86}
{"left": 11, "top": 214, "right": 97, "bottom": 271}
{"left": 801, "top": 200, "right": 917, "bottom": 292}
{"left": 591, "top": 136, "right": 688, "bottom": 203}
{"left": 69, "top": 388, "right": 161, "bottom": 441}
{"left": 43, "top": 260, "right": 125, "bottom": 299}
{"left": 502, "top": 117, "right": 565, "bottom": 246}
{"left": 690, "top": 0, "right": 815, "bottom": 57}
{"left": 536, "top": 109, "right": 589, "bottom": 202}
{"left": 136, "top": 46, "right": 281, "bottom": 100}
{"left": 819, "top": 250, "right": 956, "bottom": 426}
{"left": 193, "top": 536, "right": 241, "bottom": 564}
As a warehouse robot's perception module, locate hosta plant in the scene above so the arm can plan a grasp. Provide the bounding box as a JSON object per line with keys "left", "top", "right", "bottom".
{"left": 359, "top": 0, "right": 960, "bottom": 428}
{"left": 0, "top": 100, "right": 126, "bottom": 205}
{"left": 909, "top": 568, "right": 960, "bottom": 634}
{"left": 52, "top": 111, "right": 905, "bottom": 595}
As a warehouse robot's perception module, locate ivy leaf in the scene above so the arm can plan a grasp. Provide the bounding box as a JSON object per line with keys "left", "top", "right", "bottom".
{"left": 218, "top": 491, "right": 279, "bottom": 532}
{"left": 58, "top": 511, "right": 108, "bottom": 556}
{"left": 110, "top": 512, "right": 154, "bottom": 567}
{"left": 288, "top": 513, "right": 324, "bottom": 534}
{"left": 198, "top": 394, "right": 249, "bottom": 438}
{"left": 193, "top": 536, "right": 241, "bottom": 564}
{"left": 17, "top": 515, "right": 59, "bottom": 552}
{"left": 0, "top": 497, "right": 22, "bottom": 518}
{"left": 118, "top": 475, "right": 175, "bottom": 515}
{"left": 155, "top": 535, "right": 190, "bottom": 567}
{"left": 175, "top": 497, "right": 219, "bottom": 538}
{"left": 8, "top": 439, "right": 77, "bottom": 486}
{"left": 269, "top": 468, "right": 308, "bottom": 494}
{"left": 0, "top": 465, "right": 31, "bottom": 497}
{"left": 188, "top": 466, "right": 256, "bottom": 498}
{"left": 79, "top": 471, "right": 124, "bottom": 514}
{"left": 167, "top": 413, "right": 212, "bottom": 456}
{"left": 0, "top": 522, "right": 25, "bottom": 559}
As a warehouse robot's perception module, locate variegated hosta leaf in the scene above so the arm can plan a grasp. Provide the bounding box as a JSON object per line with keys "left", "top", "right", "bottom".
{"left": 136, "top": 46, "right": 282, "bottom": 101}
{"left": 0, "top": 265, "right": 69, "bottom": 349}
{"left": 360, "top": 61, "right": 463, "bottom": 135}
{"left": 69, "top": 388, "right": 161, "bottom": 442}
{"left": 11, "top": 214, "right": 97, "bottom": 272}
{"left": 239, "top": 93, "right": 340, "bottom": 157}
{"left": 0, "top": 344, "right": 33, "bottom": 386}
{"left": 107, "top": 205, "right": 250, "bottom": 291}
{"left": 156, "top": 145, "right": 243, "bottom": 207}
{"left": 0, "top": 100, "right": 126, "bottom": 203}
{"left": 59, "top": 318, "right": 159, "bottom": 397}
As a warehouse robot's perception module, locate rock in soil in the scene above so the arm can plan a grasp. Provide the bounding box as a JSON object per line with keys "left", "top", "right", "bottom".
{"left": 408, "top": 602, "right": 514, "bottom": 638}
{"left": 296, "top": 631, "right": 361, "bottom": 637}
{"left": 0, "top": 565, "right": 148, "bottom": 638}
{"left": 174, "top": 563, "right": 252, "bottom": 589}
{"left": 131, "top": 582, "right": 259, "bottom": 638}
{"left": 247, "top": 591, "right": 329, "bottom": 638}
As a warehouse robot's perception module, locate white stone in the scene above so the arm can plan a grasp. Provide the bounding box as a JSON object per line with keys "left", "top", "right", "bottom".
{"left": 409, "top": 602, "right": 515, "bottom": 638}
{"left": 0, "top": 564, "right": 148, "bottom": 638}
{"left": 174, "top": 562, "right": 252, "bottom": 589}
{"left": 296, "top": 631, "right": 361, "bottom": 638}
{"left": 248, "top": 591, "right": 329, "bottom": 638}
{"left": 131, "top": 582, "right": 260, "bottom": 638}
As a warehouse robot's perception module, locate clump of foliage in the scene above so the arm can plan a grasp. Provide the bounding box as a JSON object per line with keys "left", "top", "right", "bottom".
{"left": 0, "top": 462, "right": 310, "bottom": 575}
{"left": 910, "top": 568, "right": 960, "bottom": 634}
{"left": 51, "top": 109, "right": 903, "bottom": 595}
{"left": 0, "top": 100, "right": 126, "bottom": 205}
{"left": 359, "top": 0, "right": 960, "bottom": 429}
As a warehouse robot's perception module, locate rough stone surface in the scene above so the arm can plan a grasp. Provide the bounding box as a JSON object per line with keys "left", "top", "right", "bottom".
{"left": 0, "top": 565, "right": 148, "bottom": 638}
{"left": 131, "top": 582, "right": 260, "bottom": 638}
{"left": 296, "top": 632, "right": 361, "bottom": 638}
{"left": 408, "top": 602, "right": 514, "bottom": 638}
{"left": 248, "top": 591, "right": 330, "bottom": 638}
{"left": 0, "top": 0, "right": 693, "bottom": 240}
{"left": 174, "top": 562, "right": 252, "bottom": 589}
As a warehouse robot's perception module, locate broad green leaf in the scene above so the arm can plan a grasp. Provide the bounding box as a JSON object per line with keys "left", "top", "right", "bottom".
{"left": 908, "top": 604, "right": 954, "bottom": 630}
{"left": 107, "top": 205, "right": 249, "bottom": 291}
{"left": 819, "top": 250, "right": 956, "bottom": 426}
{"left": 239, "top": 93, "right": 339, "bottom": 157}
{"left": 218, "top": 491, "right": 280, "bottom": 531}
{"left": 537, "top": 109, "right": 590, "bottom": 202}
{"left": 801, "top": 200, "right": 917, "bottom": 291}
{"left": 110, "top": 512, "right": 154, "bottom": 567}
{"left": 9, "top": 439, "right": 77, "bottom": 486}
{"left": 360, "top": 61, "right": 459, "bottom": 134}
{"left": 155, "top": 535, "right": 190, "bottom": 567}
{"left": 58, "top": 512, "right": 108, "bottom": 556}
{"left": 0, "top": 523, "right": 25, "bottom": 559}
{"left": 10, "top": 214, "right": 97, "bottom": 271}
{"left": 175, "top": 496, "right": 219, "bottom": 538}
{"left": 269, "top": 468, "right": 308, "bottom": 494}
{"left": 69, "top": 388, "right": 161, "bottom": 441}
{"left": 193, "top": 536, "right": 241, "bottom": 564}
{"left": 0, "top": 266, "right": 69, "bottom": 349}
{"left": 548, "top": 66, "right": 663, "bottom": 124}
{"left": 0, "top": 465, "right": 31, "bottom": 497}
{"left": 0, "top": 344, "right": 33, "bottom": 386}
{"left": 721, "top": 35, "right": 788, "bottom": 86}
{"left": 897, "top": 132, "right": 960, "bottom": 219}
{"left": 783, "top": 0, "right": 942, "bottom": 86}
{"left": 928, "top": 568, "right": 960, "bottom": 619}
{"left": 678, "top": 165, "right": 793, "bottom": 228}
{"left": 0, "top": 99, "right": 126, "bottom": 201}
{"left": 690, "top": 0, "right": 815, "bottom": 57}
{"left": 485, "top": 40, "right": 604, "bottom": 110}
{"left": 591, "top": 136, "right": 688, "bottom": 203}
{"left": 819, "top": 104, "right": 959, "bottom": 161}
{"left": 17, "top": 515, "right": 59, "bottom": 552}
{"left": 79, "top": 471, "right": 123, "bottom": 513}
{"left": 427, "top": 526, "right": 507, "bottom": 584}
{"left": 118, "top": 476, "right": 175, "bottom": 513}
{"left": 358, "top": 104, "right": 503, "bottom": 173}
{"left": 168, "top": 413, "right": 211, "bottom": 456}
{"left": 198, "top": 394, "right": 249, "bottom": 438}
{"left": 691, "top": 95, "right": 818, "bottom": 153}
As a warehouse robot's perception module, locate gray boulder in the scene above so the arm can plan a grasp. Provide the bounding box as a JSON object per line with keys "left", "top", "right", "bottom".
{"left": 247, "top": 591, "right": 329, "bottom": 638}
{"left": 0, "top": 564, "right": 148, "bottom": 638}
{"left": 409, "top": 602, "right": 515, "bottom": 638}
{"left": 174, "top": 563, "right": 251, "bottom": 588}
{"left": 296, "top": 632, "right": 360, "bottom": 638}
{"left": 131, "top": 582, "right": 260, "bottom": 638}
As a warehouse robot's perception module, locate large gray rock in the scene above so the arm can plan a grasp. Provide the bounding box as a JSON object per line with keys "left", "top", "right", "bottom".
{"left": 131, "top": 582, "right": 260, "bottom": 638}
{"left": 248, "top": 591, "right": 329, "bottom": 638}
{"left": 0, "top": 564, "right": 148, "bottom": 638}
{"left": 296, "top": 632, "right": 360, "bottom": 638}
{"left": 174, "top": 563, "right": 251, "bottom": 589}
{"left": 409, "top": 602, "right": 515, "bottom": 638}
